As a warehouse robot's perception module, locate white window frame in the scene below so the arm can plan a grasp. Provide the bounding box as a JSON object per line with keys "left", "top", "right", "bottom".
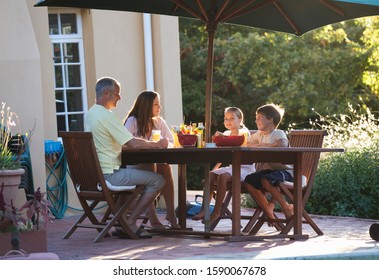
{"left": 48, "top": 9, "right": 88, "bottom": 132}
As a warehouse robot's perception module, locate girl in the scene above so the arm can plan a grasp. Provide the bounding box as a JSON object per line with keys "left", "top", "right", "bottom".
{"left": 192, "top": 107, "right": 255, "bottom": 225}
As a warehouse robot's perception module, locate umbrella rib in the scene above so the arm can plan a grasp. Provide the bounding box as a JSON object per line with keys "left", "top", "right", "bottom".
{"left": 171, "top": 0, "right": 208, "bottom": 22}
{"left": 272, "top": 0, "right": 301, "bottom": 35}
{"left": 196, "top": 0, "right": 209, "bottom": 22}
{"left": 223, "top": 0, "right": 301, "bottom": 35}
{"left": 214, "top": 0, "right": 234, "bottom": 23}
{"left": 218, "top": 0, "right": 260, "bottom": 22}
{"left": 319, "top": 0, "right": 345, "bottom": 16}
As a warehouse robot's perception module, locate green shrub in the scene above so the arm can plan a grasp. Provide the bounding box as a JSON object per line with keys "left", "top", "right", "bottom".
{"left": 308, "top": 103, "right": 379, "bottom": 219}
{"left": 308, "top": 147, "right": 379, "bottom": 218}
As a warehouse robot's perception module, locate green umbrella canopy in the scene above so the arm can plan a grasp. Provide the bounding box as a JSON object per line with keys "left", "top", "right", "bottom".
{"left": 35, "top": 0, "right": 379, "bottom": 141}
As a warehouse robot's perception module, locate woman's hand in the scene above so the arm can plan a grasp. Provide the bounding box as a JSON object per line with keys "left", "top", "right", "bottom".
{"left": 156, "top": 138, "right": 169, "bottom": 148}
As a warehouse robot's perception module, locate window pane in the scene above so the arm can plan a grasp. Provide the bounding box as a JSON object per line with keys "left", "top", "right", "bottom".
{"left": 55, "top": 90, "right": 65, "bottom": 113}
{"left": 68, "top": 114, "right": 84, "bottom": 131}
{"left": 66, "top": 65, "right": 81, "bottom": 87}
{"left": 67, "top": 90, "right": 83, "bottom": 112}
{"left": 60, "top": 14, "right": 77, "bottom": 34}
{"left": 63, "top": 43, "right": 79, "bottom": 63}
{"left": 57, "top": 115, "right": 66, "bottom": 133}
{"left": 55, "top": 66, "right": 63, "bottom": 88}
{"left": 53, "top": 43, "right": 61, "bottom": 63}
{"left": 48, "top": 14, "right": 59, "bottom": 35}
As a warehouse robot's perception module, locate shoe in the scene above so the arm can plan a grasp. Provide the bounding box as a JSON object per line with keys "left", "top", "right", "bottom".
{"left": 111, "top": 230, "right": 130, "bottom": 239}
{"left": 141, "top": 223, "right": 169, "bottom": 230}
{"left": 135, "top": 228, "right": 153, "bottom": 238}
{"left": 111, "top": 228, "right": 152, "bottom": 239}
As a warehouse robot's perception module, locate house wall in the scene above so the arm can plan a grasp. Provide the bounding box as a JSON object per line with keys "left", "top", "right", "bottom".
{"left": 0, "top": 1, "right": 49, "bottom": 207}
{"left": 0, "top": 1, "right": 183, "bottom": 214}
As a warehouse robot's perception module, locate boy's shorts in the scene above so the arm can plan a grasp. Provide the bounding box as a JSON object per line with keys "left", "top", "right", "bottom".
{"left": 244, "top": 169, "right": 293, "bottom": 190}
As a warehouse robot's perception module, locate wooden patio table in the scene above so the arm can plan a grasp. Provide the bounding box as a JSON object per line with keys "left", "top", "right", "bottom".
{"left": 121, "top": 146, "right": 343, "bottom": 242}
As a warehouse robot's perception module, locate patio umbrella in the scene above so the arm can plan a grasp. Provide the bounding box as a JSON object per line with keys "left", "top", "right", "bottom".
{"left": 35, "top": 0, "right": 379, "bottom": 142}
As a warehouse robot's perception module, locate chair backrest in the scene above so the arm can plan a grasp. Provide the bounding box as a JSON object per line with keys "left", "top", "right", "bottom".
{"left": 287, "top": 130, "right": 327, "bottom": 201}
{"left": 59, "top": 131, "right": 110, "bottom": 200}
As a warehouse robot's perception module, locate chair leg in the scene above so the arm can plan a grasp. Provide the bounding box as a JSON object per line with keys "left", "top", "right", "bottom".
{"left": 242, "top": 207, "right": 263, "bottom": 233}
{"left": 94, "top": 187, "right": 144, "bottom": 242}
{"left": 302, "top": 210, "right": 324, "bottom": 235}
{"left": 63, "top": 200, "right": 102, "bottom": 239}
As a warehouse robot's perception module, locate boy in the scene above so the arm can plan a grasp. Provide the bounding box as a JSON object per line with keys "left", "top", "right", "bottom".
{"left": 244, "top": 104, "right": 294, "bottom": 224}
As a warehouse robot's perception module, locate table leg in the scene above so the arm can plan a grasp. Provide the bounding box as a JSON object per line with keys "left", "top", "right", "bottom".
{"left": 178, "top": 163, "right": 187, "bottom": 229}
{"left": 231, "top": 151, "right": 241, "bottom": 236}
{"left": 293, "top": 152, "right": 303, "bottom": 235}
{"left": 203, "top": 163, "right": 211, "bottom": 236}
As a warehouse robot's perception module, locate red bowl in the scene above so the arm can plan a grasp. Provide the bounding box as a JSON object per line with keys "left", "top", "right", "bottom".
{"left": 177, "top": 134, "right": 197, "bottom": 147}
{"left": 212, "top": 135, "right": 244, "bottom": 147}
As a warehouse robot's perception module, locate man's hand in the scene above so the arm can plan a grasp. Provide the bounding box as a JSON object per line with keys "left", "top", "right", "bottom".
{"left": 124, "top": 137, "right": 168, "bottom": 149}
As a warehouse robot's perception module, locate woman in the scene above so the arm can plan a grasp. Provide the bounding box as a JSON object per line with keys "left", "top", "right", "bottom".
{"left": 124, "top": 90, "right": 179, "bottom": 228}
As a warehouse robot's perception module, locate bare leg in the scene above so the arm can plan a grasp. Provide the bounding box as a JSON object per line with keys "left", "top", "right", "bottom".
{"left": 243, "top": 182, "right": 276, "bottom": 223}
{"left": 207, "top": 173, "right": 231, "bottom": 225}
{"left": 147, "top": 203, "right": 162, "bottom": 226}
{"left": 262, "top": 178, "right": 294, "bottom": 219}
{"left": 127, "top": 191, "right": 159, "bottom": 232}
{"left": 156, "top": 163, "right": 179, "bottom": 227}
{"left": 192, "top": 172, "right": 217, "bottom": 221}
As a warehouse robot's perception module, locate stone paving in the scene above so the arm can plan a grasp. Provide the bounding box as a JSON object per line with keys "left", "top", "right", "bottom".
{"left": 45, "top": 208, "right": 379, "bottom": 260}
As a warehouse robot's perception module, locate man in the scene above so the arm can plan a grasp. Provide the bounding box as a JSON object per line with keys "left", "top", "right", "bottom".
{"left": 85, "top": 77, "right": 168, "bottom": 238}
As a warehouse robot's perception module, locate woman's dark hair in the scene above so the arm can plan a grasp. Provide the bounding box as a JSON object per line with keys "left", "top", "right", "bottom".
{"left": 125, "top": 90, "right": 159, "bottom": 137}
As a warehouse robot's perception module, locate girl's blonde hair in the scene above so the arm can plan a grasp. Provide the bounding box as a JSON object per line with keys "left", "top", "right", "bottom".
{"left": 225, "top": 107, "right": 245, "bottom": 128}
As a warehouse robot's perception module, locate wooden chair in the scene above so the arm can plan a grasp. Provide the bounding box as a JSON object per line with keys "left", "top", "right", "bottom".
{"left": 60, "top": 131, "right": 145, "bottom": 242}
{"left": 211, "top": 130, "right": 327, "bottom": 236}
{"left": 209, "top": 130, "right": 258, "bottom": 230}
{"left": 245, "top": 130, "right": 327, "bottom": 235}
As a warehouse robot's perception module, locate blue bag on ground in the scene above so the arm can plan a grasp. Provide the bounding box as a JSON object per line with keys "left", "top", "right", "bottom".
{"left": 175, "top": 195, "right": 214, "bottom": 217}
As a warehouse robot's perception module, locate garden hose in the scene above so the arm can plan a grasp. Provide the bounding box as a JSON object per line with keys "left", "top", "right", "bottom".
{"left": 45, "top": 141, "right": 68, "bottom": 219}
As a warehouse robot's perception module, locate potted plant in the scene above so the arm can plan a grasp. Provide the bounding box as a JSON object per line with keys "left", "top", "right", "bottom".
{"left": 0, "top": 101, "right": 45, "bottom": 255}
{"left": 1, "top": 101, "right": 34, "bottom": 204}
{"left": 0, "top": 184, "right": 53, "bottom": 255}
{"left": 19, "top": 187, "right": 53, "bottom": 231}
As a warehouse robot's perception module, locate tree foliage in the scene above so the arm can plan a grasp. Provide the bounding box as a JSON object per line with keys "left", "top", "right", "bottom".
{"left": 179, "top": 16, "right": 379, "bottom": 190}
{"left": 179, "top": 17, "right": 379, "bottom": 132}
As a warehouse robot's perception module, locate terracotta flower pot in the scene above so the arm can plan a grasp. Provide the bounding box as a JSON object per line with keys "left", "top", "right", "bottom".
{"left": 0, "top": 230, "right": 47, "bottom": 255}
{"left": 0, "top": 168, "right": 25, "bottom": 205}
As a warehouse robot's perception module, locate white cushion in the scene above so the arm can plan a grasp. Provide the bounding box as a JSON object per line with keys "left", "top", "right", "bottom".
{"left": 97, "top": 180, "right": 136, "bottom": 192}
{"left": 282, "top": 175, "right": 307, "bottom": 188}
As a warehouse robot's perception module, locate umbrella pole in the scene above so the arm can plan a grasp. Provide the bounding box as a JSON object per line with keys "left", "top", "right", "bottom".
{"left": 203, "top": 23, "right": 217, "bottom": 235}
{"left": 205, "top": 28, "right": 216, "bottom": 144}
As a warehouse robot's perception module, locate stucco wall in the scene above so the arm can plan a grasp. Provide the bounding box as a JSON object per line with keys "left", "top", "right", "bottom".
{"left": 1, "top": 2, "right": 183, "bottom": 215}
{"left": 0, "top": 0, "right": 48, "bottom": 207}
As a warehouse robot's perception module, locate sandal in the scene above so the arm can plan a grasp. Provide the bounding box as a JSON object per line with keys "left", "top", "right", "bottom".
{"left": 191, "top": 214, "right": 204, "bottom": 221}
{"left": 169, "top": 222, "right": 181, "bottom": 229}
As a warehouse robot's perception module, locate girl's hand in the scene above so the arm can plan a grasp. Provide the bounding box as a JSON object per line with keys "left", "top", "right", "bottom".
{"left": 214, "top": 131, "right": 224, "bottom": 136}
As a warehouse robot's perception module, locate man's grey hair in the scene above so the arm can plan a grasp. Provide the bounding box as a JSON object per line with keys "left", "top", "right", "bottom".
{"left": 95, "top": 77, "right": 120, "bottom": 98}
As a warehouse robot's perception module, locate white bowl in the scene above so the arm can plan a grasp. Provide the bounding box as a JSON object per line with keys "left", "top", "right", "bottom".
{"left": 204, "top": 143, "right": 216, "bottom": 148}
